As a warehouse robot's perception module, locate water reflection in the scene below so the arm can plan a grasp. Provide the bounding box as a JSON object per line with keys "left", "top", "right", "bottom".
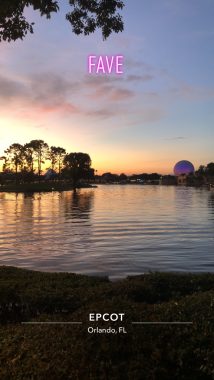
{"left": 62, "top": 190, "right": 94, "bottom": 220}
{"left": 208, "top": 192, "right": 214, "bottom": 218}
{"left": 0, "top": 186, "right": 214, "bottom": 278}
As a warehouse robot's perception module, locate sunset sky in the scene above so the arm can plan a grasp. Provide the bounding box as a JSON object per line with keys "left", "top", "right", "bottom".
{"left": 0, "top": 0, "right": 214, "bottom": 175}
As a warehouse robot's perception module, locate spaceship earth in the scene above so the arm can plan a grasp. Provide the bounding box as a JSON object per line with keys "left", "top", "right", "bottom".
{"left": 174, "top": 160, "right": 195, "bottom": 176}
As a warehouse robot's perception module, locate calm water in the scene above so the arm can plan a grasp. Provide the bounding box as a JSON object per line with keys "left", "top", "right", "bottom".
{"left": 0, "top": 185, "right": 214, "bottom": 279}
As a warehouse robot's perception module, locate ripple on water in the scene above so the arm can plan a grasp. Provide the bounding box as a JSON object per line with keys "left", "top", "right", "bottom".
{"left": 0, "top": 185, "right": 214, "bottom": 278}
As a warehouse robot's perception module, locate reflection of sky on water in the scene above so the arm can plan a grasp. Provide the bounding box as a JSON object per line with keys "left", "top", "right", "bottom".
{"left": 0, "top": 186, "right": 214, "bottom": 279}
{"left": 208, "top": 193, "right": 214, "bottom": 219}
{"left": 0, "top": 190, "right": 94, "bottom": 272}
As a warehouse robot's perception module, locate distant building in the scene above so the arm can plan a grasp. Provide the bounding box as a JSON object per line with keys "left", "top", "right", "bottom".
{"left": 173, "top": 160, "right": 195, "bottom": 186}
{"left": 101, "top": 172, "right": 119, "bottom": 183}
{"left": 174, "top": 160, "right": 195, "bottom": 176}
{"left": 177, "top": 174, "right": 187, "bottom": 186}
{"left": 44, "top": 169, "right": 57, "bottom": 180}
{"left": 160, "top": 175, "right": 177, "bottom": 186}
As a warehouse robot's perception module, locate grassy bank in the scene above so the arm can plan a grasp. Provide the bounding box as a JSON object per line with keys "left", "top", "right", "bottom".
{"left": 0, "top": 267, "right": 214, "bottom": 379}
{"left": 0, "top": 182, "right": 95, "bottom": 193}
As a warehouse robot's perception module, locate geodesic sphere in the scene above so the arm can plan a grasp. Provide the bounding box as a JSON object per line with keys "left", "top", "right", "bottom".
{"left": 174, "top": 160, "right": 195, "bottom": 176}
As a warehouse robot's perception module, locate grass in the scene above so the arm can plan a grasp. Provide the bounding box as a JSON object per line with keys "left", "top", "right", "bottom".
{"left": 0, "top": 266, "right": 214, "bottom": 379}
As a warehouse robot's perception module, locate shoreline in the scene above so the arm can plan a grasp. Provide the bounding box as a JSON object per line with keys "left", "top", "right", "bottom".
{"left": 0, "top": 183, "right": 211, "bottom": 194}
{"left": 1, "top": 265, "right": 214, "bottom": 308}
{"left": 0, "top": 182, "right": 97, "bottom": 193}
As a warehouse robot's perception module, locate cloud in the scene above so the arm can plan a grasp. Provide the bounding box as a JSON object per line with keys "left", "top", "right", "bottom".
{"left": 84, "top": 75, "right": 122, "bottom": 86}
{"left": 125, "top": 59, "right": 153, "bottom": 72}
{"left": 85, "top": 108, "right": 118, "bottom": 119}
{"left": 0, "top": 72, "right": 81, "bottom": 116}
{"left": 109, "top": 88, "right": 135, "bottom": 101}
{"left": 0, "top": 70, "right": 135, "bottom": 120}
{"left": 88, "top": 85, "right": 135, "bottom": 101}
{"left": 0, "top": 75, "right": 28, "bottom": 100}
{"left": 38, "top": 102, "right": 79, "bottom": 115}
{"left": 89, "top": 85, "right": 112, "bottom": 99}
{"left": 0, "top": 67, "right": 176, "bottom": 124}
{"left": 0, "top": 66, "right": 166, "bottom": 125}
{"left": 170, "top": 83, "right": 214, "bottom": 101}
{"left": 30, "top": 73, "right": 78, "bottom": 103}
{"left": 29, "top": 73, "right": 80, "bottom": 114}
{"left": 165, "top": 136, "right": 186, "bottom": 141}
{"left": 126, "top": 74, "right": 154, "bottom": 82}
{"left": 83, "top": 74, "right": 135, "bottom": 101}
{"left": 142, "top": 91, "right": 159, "bottom": 99}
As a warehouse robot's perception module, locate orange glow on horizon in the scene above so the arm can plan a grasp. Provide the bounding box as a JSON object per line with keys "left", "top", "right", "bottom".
{"left": 0, "top": 118, "right": 202, "bottom": 176}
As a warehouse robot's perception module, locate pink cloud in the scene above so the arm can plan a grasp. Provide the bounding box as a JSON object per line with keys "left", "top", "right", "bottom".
{"left": 109, "top": 88, "right": 135, "bottom": 101}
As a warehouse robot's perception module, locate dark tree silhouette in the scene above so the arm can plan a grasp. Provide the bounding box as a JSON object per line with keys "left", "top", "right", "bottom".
{"left": 0, "top": 155, "right": 9, "bottom": 172}
{"left": 49, "top": 146, "right": 66, "bottom": 174}
{"left": 196, "top": 165, "right": 206, "bottom": 176}
{"left": 1, "top": 140, "right": 96, "bottom": 189}
{"left": 0, "top": 0, "right": 124, "bottom": 42}
{"left": 63, "top": 152, "right": 92, "bottom": 188}
{"left": 27, "top": 140, "right": 49, "bottom": 178}
{"left": 23, "top": 142, "right": 35, "bottom": 173}
{"left": 119, "top": 173, "right": 127, "bottom": 181}
{"left": 206, "top": 163, "right": 214, "bottom": 176}
{"left": 4, "top": 143, "right": 24, "bottom": 181}
{"left": 196, "top": 163, "right": 214, "bottom": 179}
{"left": 66, "top": 0, "right": 124, "bottom": 39}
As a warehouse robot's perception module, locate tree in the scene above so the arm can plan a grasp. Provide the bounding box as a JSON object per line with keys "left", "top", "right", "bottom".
{"left": 49, "top": 146, "right": 66, "bottom": 175}
{"left": 196, "top": 165, "right": 206, "bottom": 176}
{"left": 63, "top": 152, "right": 92, "bottom": 188}
{"left": 23, "top": 142, "right": 35, "bottom": 173}
{"left": 0, "top": 155, "right": 9, "bottom": 172}
{"left": 27, "top": 140, "right": 49, "bottom": 177}
{"left": 101, "top": 172, "right": 120, "bottom": 182}
{"left": 119, "top": 173, "right": 127, "bottom": 181}
{"left": 206, "top": 162, "right": 214, "bottom": 176}
{"left": 4, "top": 143, "right": 25, "bottom": 181}
{"left": 0, "top": 0, "right": 124, "bottom": 42}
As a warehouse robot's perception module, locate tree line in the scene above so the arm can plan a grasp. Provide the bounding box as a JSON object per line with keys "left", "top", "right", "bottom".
{"left": 196, "top": 163, "right": 214, "bottom": 178}
{"left": 0, "top": 140, "right": 94, "bottom": 186}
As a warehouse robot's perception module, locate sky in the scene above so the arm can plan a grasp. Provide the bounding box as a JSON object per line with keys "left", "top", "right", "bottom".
{"left": 0, "top": 0, "right": 214, "bottom": 175}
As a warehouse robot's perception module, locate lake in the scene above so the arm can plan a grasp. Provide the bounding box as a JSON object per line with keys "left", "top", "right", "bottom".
{"left": 0, "top": 185, "right": 214, "bottom": 279}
